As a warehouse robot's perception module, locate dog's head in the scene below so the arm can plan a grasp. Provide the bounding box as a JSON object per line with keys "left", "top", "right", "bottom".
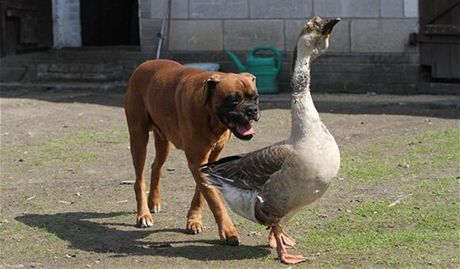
{"left": 204, "top": 72, "right": 260, "bottom": 141}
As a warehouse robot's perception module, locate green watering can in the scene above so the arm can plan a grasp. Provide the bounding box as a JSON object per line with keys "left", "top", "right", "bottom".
{"left": 226, "top": 45, "right": 282, "bottom": 94}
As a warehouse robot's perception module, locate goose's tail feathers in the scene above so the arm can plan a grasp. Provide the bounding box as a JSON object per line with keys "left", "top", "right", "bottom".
{"left": 202, "top": 172, "right": 234, "bottom": 189}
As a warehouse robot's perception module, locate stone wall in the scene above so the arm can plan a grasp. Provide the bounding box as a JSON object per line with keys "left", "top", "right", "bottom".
{"left": 139, "top": 0, "right": 420, "bottom": 92}
{"left": 140, "top": 0, "right": 418, "bottom": 53}
{"left": 51, "top": 0, "right": 82, "bottom": 48}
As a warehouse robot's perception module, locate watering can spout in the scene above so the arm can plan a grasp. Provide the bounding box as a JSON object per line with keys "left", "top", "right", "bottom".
{"left": 226, "top": 50, "right": 247, "bottom": 72}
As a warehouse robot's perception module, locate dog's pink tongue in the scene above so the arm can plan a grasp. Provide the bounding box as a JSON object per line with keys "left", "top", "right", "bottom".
{"left": 236, "top": 123, "right": 255, "bottom": 136}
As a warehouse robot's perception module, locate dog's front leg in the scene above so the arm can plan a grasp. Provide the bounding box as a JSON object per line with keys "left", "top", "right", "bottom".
{"left": 186, "top": 186, "right": 206, "bottom": 234}
{"left": 185, "top": 142, "right": 226, "bottom": 235}
{"left": 185, "top": 148, "right": 240, "bottom": 245}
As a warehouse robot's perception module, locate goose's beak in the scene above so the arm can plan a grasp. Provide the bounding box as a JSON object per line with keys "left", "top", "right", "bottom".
{"left": 321, "top": 18, "right": 341, "bottom": 34}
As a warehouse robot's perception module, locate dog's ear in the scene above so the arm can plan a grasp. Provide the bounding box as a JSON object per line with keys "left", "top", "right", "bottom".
{"left": 204, "top": 74, "right": 221, "bottom": 105}
{"left": 241, "top": 72, "right": 256, "bottom": 84}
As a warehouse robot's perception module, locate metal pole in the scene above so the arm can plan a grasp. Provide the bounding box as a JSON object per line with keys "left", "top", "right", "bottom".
{"left": 155, "top": 0, "right": 171, "bottom": 59}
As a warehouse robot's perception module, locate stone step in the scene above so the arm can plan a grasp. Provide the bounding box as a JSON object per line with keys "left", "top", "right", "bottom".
{"left": 0, "top": 49, "right": 150, "bottom": 83}
{"left": 37, "top": 63, "right": 124, "bottom": 81}
{"left": 0, "top": 81, "right": 127, "bottom": 93}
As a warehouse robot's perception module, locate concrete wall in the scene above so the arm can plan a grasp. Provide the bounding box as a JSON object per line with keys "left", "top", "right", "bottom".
{"left": 140, "top": 0, "right": 418, "bottom": 53}
{"left": 51, "top": 0, "right": 82, "bottom": 48}
{"left": 139, "top": 0, "right": 421, "bottom": 92}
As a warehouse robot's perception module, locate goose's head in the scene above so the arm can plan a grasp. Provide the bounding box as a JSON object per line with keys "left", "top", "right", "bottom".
{"left": 296, "top": 16, "right": 340, "bottom": 61}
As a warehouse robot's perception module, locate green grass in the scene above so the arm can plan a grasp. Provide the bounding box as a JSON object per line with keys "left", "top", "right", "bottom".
{"left": 288, "top": 129, "right": 460, "bottom": 268}
{"left": 341, "top": 129, "right": 460, "bottom": 183}
{"left": 299, "top": 177, "right": 459, "bottom": 267}
{"left": 1, "top": 126, "right": 128, "bottom": 168}
{"left": 0, "top": 221, "right": 65, "bottom": 259}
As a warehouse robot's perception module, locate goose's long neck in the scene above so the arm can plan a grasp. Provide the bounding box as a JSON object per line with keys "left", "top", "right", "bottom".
{"left": 289, "top": 49, "right": 321, "bottom": 143}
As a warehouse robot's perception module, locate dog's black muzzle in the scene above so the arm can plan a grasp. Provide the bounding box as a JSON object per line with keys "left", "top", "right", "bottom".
{"left": 245, "top": 104, "right": 260, "bottom": 122}
{"left": 219, "top": 102, "right": 260, "bottom": 141}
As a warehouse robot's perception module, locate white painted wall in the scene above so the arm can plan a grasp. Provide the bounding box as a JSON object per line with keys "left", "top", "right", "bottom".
{"left": 52, "top": 0, "right": 82, "bottom": 48}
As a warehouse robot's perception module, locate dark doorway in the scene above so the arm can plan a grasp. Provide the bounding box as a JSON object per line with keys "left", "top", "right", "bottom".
{"left": 0, "top": 0, "right": 53, "bottom": 56}
{"left": 80, "top": 0, "right": 139, "bottom": 46}
{"left": 418, "top": 0, "right": 460, "bottom": 81}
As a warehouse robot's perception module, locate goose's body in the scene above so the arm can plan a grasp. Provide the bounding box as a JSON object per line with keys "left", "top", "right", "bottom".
{"left": 201, "top": 16, "right": 341, "bottom": 264}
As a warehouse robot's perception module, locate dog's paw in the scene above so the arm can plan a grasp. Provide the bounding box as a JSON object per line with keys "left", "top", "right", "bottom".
{"left": 226, "top": 236, "right": 240, "bottom": 246}
{"left": 149, "top": 202, "right": 161, "bottom": 214}
{"left": 148, "top": 194, "right": 161, "bottom": 213}
{"left": 186, "top": 219, "right": 203, "bottom": 234}
{"left": 219, "top": 225, "right": 240, "bottom": 246}
{"left": 136, "top": 214, "right": 154, "bottom": 228}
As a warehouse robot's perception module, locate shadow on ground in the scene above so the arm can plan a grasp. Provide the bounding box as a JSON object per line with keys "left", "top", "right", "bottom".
{"left": 2, "top": 87, "right": 459, "bottom": 119}
{"left": 15, "top": 212, "right": 270, "bottom": 261}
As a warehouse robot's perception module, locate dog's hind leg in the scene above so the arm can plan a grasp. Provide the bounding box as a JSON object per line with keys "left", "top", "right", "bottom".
{"left": 129, "top": 124, "right": 153, "bottom": 228}
{"left": 125, "top": 92, "right": 154, "bottom": 228}
{"left": 148, "top": 131, "right": 171, "bottom": 213}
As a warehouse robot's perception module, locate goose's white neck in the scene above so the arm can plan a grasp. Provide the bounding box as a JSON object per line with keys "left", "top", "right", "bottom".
{"left": 289, "top": 49, "right": 321, "bottom": 143}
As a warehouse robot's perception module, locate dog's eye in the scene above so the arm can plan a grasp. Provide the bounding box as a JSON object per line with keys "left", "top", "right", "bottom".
{"left": 232, "top": 95, "right": 241, "bottom": 105}
{"left": 252, "top": 95, "right": 259, "bottom": 102}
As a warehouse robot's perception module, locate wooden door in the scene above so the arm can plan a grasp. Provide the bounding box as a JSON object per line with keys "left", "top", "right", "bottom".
{"left": 0, "top": 0, "right": 52, "bottom": 56}
{"left": 419, "top": 0, "right": 460, "bottom": 80}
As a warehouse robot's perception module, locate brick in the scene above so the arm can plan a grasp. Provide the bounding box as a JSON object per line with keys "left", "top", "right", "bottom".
{"left": 0, "top": 66, "right": 27, "bottom": 82}
{"left": 141, "top": 46, "right": 157, "bottom": 55}
{"left": 150, "top": 0, "right": 188, "bottom": 19}
{"left": 381, "top": 0, "right": 404, "bottom": 17}
{"left": 404, "top": 0, "right": 418, "bottom": 17}
{"left": 328, "top": 19, "right": 350, "bottom": 52}
{"left": 224, "top": 20, "right": 284, "bottom": 51}
{"left": 285, "top": 19, "right": 350, "bottom": 52}
{"left": 285, "top": 20, "right": 305, "bottom": 52}
{"left": 139, "top": 0, "right": 151, "bottom": 18}
{"left": 140, "top": 19, "right": 162, "bottom": 48}
{"left": 169, "top": 20, "right": 223, "bottom": 51}
{"left": 313, "top": 0, "right": 379, "bottom": 18}
{"left": 351, "top": 19, "right": 418, "bottom": 52}
{"left": 190, "top": 0, "right": 248, "bottom": 19}
{"left": 250, "top": 0, "right": 312, "bottom": 18}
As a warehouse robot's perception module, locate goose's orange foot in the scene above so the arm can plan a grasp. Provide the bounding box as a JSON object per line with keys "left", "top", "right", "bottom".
{"left": 268, "top": 227, "right": 296, "bottom": 249}
{"left": 270, "top": 225, "right": 308, "bottom": 265}
{"left": 279, "top": 253, "right": 308, "bottom": 264}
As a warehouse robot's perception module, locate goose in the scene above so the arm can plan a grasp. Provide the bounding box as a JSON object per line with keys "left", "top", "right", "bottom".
{"left": 200, "top": 16, "right": 341, "bottom": 264}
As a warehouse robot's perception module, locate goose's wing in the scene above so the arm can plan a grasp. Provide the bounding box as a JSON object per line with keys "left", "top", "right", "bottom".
{"left": 200, "top": 144, "right": 295, "bottom": 191}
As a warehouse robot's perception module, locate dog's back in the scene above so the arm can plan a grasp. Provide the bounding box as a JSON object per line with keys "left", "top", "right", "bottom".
{"left": 124, "top": 59, "right": 214, "bottom": 149}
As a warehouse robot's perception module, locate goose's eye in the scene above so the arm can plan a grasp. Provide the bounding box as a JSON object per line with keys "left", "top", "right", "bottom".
{"left": 305, "top": 25, "right": 314, "bottom": 32}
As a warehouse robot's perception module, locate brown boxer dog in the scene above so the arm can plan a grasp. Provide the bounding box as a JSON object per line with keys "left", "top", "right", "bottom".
{"left": 124, "top": 59, "right": 259, "bottom": 245}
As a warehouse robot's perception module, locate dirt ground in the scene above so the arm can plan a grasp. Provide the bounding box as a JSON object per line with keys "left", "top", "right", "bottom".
{"left": 1, "top": 87, "right": 459, "bottom": 268}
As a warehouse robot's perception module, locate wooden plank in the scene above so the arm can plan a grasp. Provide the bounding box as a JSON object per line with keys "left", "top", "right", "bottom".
{"left": 418, "top": 35, "right": 460, "bottom": 44}
{"left": 0, "top": 0, "right": 52, "bottom": 55}
{"left": 431, "top": 44, "right": 460, "bottom": 79}
{"left": 450, "top": 45, "right": 460, "bottom": 79}
{"left": 419, "top": 0, "right": 460, "bottom": 80}
{"left": 419, "top": 43, "right": 432, "bottom": 66}
{"left": 421, "top": 0, "right": 460, "bottom": 25}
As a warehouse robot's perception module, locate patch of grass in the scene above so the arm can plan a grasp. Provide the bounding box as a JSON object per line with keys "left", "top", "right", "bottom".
{"left": 0, "top": 221, "right": 65, "bottom": 259}
{"left": 341, "top": 129, "right": 460, "bottom": 183}
{"left": 0, "top": 221, "right": 63, "bottom": 242}
{"left": 296, "top": 177, "right": 459, "bottom": 267}
{"left": 1, "top": 127, "right": 128, "bottom": 168}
